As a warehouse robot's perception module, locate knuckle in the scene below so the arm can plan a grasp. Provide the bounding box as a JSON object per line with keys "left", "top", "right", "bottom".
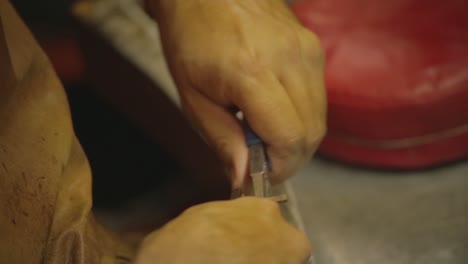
{"left": 305, "top": 122, "right": 327, "bottom": 152}
{"left": 270, "top": 127, "right": 306, "bottom": 167}
{"left": 300, "top": 29, "right": 325, "bottom": 62}
{"left": 283, "top": 30, "right": 303, "bottom": 52}
{"left": 257, "top": 198, "right": 280, "bottom": 214}
{"left": 304, "top": 137, "right": 317, "bottom": 156}
{"left": 286, "top": 136, "right": 305, "bottom": 149}
{"left": 227, "top": 56, "right": 265, "bottom": 100}
{"left": 282, "top": 127, "right": 307, "bottom": 152}
{"left": 233, "top": 53, "right": 269, "bottom": 82}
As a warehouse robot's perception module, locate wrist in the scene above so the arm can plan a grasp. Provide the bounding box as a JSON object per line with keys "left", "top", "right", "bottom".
{"left": 147, "top": 0, "right": 286, "bottom": 20}
{"left": 146, "top": 0, "right": 182, "bottom": 23}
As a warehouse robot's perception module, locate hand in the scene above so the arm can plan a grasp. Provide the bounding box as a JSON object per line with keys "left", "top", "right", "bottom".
{"left": 151, "top": 0, "right": 326, "bottom": 187}
{"left": 134, "top": 197, "right": 311, "bottom": 264}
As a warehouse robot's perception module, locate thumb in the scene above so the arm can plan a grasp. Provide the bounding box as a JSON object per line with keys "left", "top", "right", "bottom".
{"left": 179, "top": 87, "right": 248, "bottom": 188}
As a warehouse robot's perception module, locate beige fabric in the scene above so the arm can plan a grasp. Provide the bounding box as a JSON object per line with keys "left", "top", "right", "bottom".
{"left": 0, "top": 1, "right": 135, "bottom": 263}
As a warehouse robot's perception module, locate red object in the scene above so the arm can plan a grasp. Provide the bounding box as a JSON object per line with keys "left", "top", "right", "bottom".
{"left": 40, "top": 35, "right": 86, "bottom": 82}
{"left": 293, "top": 0, "right": 468, "bottom": 168}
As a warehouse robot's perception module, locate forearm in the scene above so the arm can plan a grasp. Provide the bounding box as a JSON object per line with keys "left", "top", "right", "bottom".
{"left": 0, "top": 0, "right": 50, "bottom": 93}
{"left": 0, "top": 1, "right": 44, "bottom": 72}
{"left": 147, "top": 0, "right": 293, "bottom": 25}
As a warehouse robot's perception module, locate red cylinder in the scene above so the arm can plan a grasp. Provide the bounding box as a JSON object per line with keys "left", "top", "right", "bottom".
{"left": 293, "top": 0, "right": 468, "bottom": 168}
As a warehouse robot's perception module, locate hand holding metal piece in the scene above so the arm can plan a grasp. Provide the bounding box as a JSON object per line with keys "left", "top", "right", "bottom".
{"left": 234, "top": 121, "right": 312, "bottom": 263}
{"left": 236, "top": 122, "right": 288, "bottom": 203}
{"left": 245, "top": 125, "right": 268, "bottom": 197}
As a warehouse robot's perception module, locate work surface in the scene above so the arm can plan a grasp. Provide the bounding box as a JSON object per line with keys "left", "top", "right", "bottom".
{"left": 292, "top": 157, "right": 468, "bottom": 264}
{"left": 93, "top": 152, "right": 468, "bottom": 264}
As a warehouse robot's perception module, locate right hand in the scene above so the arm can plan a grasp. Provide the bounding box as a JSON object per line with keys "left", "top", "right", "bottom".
{"left": 150, "top": 0, "right": 327, "bottom": 188}
{"left": 134, "top": 197, "right": 311, "bottom": 264}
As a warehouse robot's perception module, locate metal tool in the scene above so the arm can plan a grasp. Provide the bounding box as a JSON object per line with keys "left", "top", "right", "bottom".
{"left": 245, "top": 124, "right": 269, "bottom": 197}
{"left": 238, "top": 123, "right": 313, "bottom": 263}
{"left": 240, "top": 122, "right": 288, "bottom": 202}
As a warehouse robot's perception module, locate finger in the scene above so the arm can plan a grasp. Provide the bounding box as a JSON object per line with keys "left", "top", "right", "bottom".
{"left": 278, "top": 64, "right": 326, "bottom": 165}
{"left": 290, "top": 230, "right": 312, "bottom": 264}
{"left": 228, "top": 68, "right": 305, "bottom": 183}
{"left": 278, "top": 219, "right": 312, "bottom": 264}
{"left": 179, "top": 87, "right": 248, "bottom": 188}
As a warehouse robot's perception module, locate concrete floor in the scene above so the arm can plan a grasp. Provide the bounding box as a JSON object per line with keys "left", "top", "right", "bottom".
{"left": 291, "top": 157, "right": 468, "bottom": 264}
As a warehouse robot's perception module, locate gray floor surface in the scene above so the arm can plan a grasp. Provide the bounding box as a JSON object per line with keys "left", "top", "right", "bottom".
{"left": 291, "top": 157, "right": 468, "bottom": 264}
{"left": 96, "top": 156, "right": 468, "bottom": 264}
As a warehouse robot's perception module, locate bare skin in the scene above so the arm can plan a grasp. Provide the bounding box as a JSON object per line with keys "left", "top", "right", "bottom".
{"left": 0, "top": 0, "right": 323, "bottom": 263}
{"left": 151, "top": 0, "right": 326, "bottom": 187}
{"left": 0, "top": 1, "right": 134, "bottom": 262}
{"left": 135, "top": 198, "right": 311, "bottom": 264}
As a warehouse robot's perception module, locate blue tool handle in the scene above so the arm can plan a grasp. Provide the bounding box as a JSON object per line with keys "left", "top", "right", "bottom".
{"left": 243, "top": 121, "right": 272, "bottom": 168}
{"left": 245, "top": 127, "right": 262, "bottom": 146}
{"left": 243, "top": 122, "right": 262, "bottom": 146}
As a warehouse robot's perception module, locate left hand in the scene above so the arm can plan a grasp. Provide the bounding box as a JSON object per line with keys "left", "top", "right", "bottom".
{"left": 134, "top": 197, "right": 311, "bottom": 264}
{"left": 150, "top": 0, "right": 327, "bottom": 188}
